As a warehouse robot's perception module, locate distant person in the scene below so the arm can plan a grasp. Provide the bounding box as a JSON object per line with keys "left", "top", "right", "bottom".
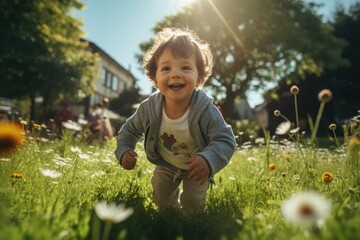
{"left": 55, "top": 101, "right": 73, "bottom": 133}
{"left": 89, "top": 98, "right": 113, "bottom": 142}
{"left": 115, "top": 28, "right": 236, "bottom": 214}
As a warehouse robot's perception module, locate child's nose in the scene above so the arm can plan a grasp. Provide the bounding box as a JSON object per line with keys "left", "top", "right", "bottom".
{"left": 171, "top": 69, "right": 181, "bottom": 78}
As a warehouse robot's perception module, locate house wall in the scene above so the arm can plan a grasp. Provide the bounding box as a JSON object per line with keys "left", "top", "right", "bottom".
{"left": 84, "top": 40, "right": 136, "bottom": 118}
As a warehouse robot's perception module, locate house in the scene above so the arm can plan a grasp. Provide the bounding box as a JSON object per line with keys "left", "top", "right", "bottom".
{"left": 233, "top": 98, "right": 254, "bottom": 120}
{"left": 253, "top": 101, "right": 268, "bottom": 128}
{"left": 75, "top": 40, "right": 136, "bottom": 119}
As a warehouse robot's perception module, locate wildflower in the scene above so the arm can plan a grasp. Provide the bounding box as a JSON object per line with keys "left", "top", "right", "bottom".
{"left": 329, "top": 124, "right": 336, "bottom": 131}
{"left": 62, "top": 121, "right": 82, "bottom": 131}
{"left": 290, "top": 127, "right": 300, "bottom": 134}
{"left": 268, "top": 163, "right": 276, "bottom": 170}
{"left": 274, "top": 110, "right": 281, "bottom": 117}
{"left": 94, "top": 200, "right": 134, "bottom": 223}
{"left": 348, "top": 136, "right": 360, "bottom": 148}
{"left": 39, "top": 168, "right": 62, "bottom": 178}
{"left": 322, "top": 172, "right": 334, "bottom": 183}
{"left": 281, "top": 191, "right": 331, "bottom": 229}
{"left": 11, "top": 172, "right": 22, "bottom": 178}
{"left": 0, "top": 122, "right": 25, "bottom": 155}
{"left": 275, "top": 121, "right": 291, "bottom": 135}
{"left": 32, "top": 123, "right": 42, "bottom": 130}
{"left": 70, "top": 146, "right": 81, "bottom": 153}
{"left": 20, "top": 120, "right": 28, "bottom": 126}
{"left": 290, "top": 85, "right": 299, "bottom": 95}
{"left": 318, "top": 89, "right": 333, "bottom": 103}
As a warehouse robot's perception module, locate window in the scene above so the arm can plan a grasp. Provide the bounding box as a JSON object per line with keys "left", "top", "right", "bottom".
{"left": 101, "top": 68, "right": 106, "bottom": 85}
{"left": 102, "top": 68, "right": 120, "bottom": 92}
{"left": 112, "top": 76, "right": 118, "bottom": 91}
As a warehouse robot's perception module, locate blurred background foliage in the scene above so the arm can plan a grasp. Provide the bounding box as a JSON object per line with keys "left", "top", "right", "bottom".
{"left": 0, "top": 0, "right": 359, "bottom": 138}
{"left": 0, "top": 0, "right": 99, "bottom": 121}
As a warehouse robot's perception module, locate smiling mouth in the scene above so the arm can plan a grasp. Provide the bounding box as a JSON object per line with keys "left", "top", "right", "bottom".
{"left": 168, "top": 83, "right": 184, "bottom": 90}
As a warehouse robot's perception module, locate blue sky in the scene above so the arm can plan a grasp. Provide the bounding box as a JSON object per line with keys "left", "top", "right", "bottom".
{"left": 75, "top": 0, "right": 358, "bottom": 107}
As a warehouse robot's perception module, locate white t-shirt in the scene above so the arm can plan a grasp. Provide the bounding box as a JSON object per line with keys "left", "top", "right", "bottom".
{"left": 157, "top": 107, "right": 200, "bottom": 169}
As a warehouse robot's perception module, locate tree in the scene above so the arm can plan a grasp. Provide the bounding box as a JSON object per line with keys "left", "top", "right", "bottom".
{"left": 138, "top": 0, "right": 347, "bottom": 120}
{"left": 109, "top": 86, "right": 142, "bottom": 118}
{"left": 0, "top": 0, "right": 98, "bottom": 121}
{"left": 264, "top": 2, "right": 360, "bottom": 136}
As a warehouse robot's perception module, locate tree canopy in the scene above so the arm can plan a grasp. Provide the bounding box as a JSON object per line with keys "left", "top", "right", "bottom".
{"left": 0, "top": 0, "right": 98, "bottom": 120}
{"left": 264, "top": 2, "right": 360, "bottom": 135}
{"left": 138, "top": 0, "right": 348, "bottom": 119}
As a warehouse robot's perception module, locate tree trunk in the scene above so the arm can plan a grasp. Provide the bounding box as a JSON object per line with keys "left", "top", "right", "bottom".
{"left": 221, "top": 90, "right": 237, "bottom": 120}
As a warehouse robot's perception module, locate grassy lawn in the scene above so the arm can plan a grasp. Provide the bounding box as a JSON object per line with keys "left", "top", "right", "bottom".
{"left": 1, "top": 123, "right": 359, "bottom": 239}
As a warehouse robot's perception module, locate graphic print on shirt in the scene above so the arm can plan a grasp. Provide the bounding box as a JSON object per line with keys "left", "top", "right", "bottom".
{"left": 160, "top": 132, "right": 191, "bottom": 158}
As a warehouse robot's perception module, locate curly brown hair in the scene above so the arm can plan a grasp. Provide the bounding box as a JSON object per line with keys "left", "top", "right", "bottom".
{"left": 143, "top": 28, "right": 213, "bottom": 89}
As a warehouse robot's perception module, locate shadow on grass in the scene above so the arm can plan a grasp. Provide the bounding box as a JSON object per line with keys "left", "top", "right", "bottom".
{"left": 88, "top": 185, "right": 243, "bottom": 240}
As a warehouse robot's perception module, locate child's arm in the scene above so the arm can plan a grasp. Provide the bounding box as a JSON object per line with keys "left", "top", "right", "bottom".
{"left": 121, "top": 150, "right": 138, "bottom": 170}
{"left": 184, "top": 155, "right": 210, "bottom": 185}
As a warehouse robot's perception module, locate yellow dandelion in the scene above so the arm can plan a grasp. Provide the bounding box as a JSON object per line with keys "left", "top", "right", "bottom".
{"left": 11, "top": 172, "right": 22, "bottom": 178}
{"left": 348, "top": 136, "right": 360, "bottom": 148}
{"left": 284, "top": 154, "right": 291, "bottom": 162}
{"left": 0, "top": 122, "right": 25, "bottom": 155}
{"left": 268, "top": 163, "right": 276, "bottom": 170}
{"left": 322, "top": 172, "right": 334, "bottom": 183}
{"left": 32, "top": 123, "right": 42, "bottom": 130}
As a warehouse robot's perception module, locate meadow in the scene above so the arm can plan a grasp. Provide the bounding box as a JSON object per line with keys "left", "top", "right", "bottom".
{"left": 0, "top": 90, "right": 359, "bottom": 240}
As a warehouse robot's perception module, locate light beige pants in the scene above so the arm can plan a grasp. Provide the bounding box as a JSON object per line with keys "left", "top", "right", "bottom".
{"left": 151, "top": 165, "right": 209, "bottom": 214}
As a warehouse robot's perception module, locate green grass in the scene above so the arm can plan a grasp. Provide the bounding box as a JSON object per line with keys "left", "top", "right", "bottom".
{"left": 0, "top": 126, "right": 359, "bottom": 240}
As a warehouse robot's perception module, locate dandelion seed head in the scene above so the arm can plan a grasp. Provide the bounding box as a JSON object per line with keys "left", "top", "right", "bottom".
{"left": 318, "top": 89, "right": 333, "bottom": 103}
{"left": 329, "top": 123, "right": 336, "bottom": 131}
{"left": 290, "top": 85, "right": 299, "bottom": 95}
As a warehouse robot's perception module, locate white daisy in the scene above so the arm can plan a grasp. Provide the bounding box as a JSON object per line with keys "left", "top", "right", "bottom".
{"left": 275, "top": 121, "right": 291, "bottom": 135}
{"left": 62, "top": 121, "right": 82, "bottom": 131}
{"left": 70, "top": 146, "right": 81, "bottom": 153}
{"left": 94, "top": 200, "right": 134, "bottom": 223}
{"left": 281, "top": 191, "right": 331, "bottom": 229}
{"left": 39, "top": 168, "right": 62, "bottom": 178}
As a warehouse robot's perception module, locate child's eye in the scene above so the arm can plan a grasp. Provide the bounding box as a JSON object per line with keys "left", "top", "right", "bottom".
{"left": 160, "top": 66, "right": 170, "bottom": 72}
{"left": 182, "top": 66, "right": 192, "bottom": 70}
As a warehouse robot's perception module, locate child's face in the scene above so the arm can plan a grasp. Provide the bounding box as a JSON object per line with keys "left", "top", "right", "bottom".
{"left": 155, "top": 48, "right": 199, "bottom": 105}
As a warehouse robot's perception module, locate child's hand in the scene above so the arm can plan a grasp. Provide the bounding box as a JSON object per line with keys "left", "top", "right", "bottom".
{"left": 184, "top": 155, "right": 210, "bottom": 185}
{"left": 121, "top": 150, "right": 137, "bottom": 170}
